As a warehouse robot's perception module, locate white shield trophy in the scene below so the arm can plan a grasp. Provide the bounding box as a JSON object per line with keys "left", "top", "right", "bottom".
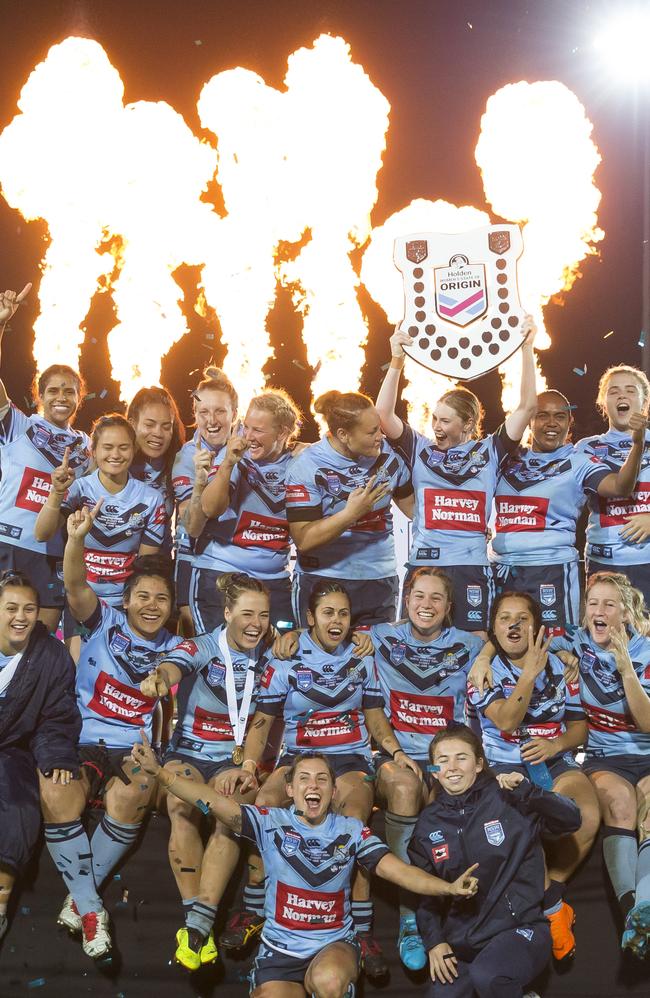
{"left": 393, "top": 224, "right": 525, "bottom": 380}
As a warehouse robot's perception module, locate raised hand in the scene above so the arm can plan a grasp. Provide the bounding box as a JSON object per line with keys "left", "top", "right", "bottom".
{"left": 393, "top": 749, "right": 424, "bottom": 780}
{"left": 610, "top": 626, "right": 634, "bottom": 678}
{"left": 345, "top": 475, "right": 390, "bottom": 522}
{"left": 629, "top": 411, "right": 648, "bottom": 445}
{"left": 521, "top": 625, "right": 551, "bottom": 678}
{"left": 520, "top": 313, "right": 537, "bottom": 346}
{"left": 0, "top": 283, "right": 32, "bottom": 326}
{"left": 389, "top": 327, "right": 412, "bottom": 359}
{"left": 496, "top": 771, "right": 525, "bottom": 791}
{"left": 192, "top": 447, "right": 213, "bottom": 487}
{"left": 225, "top": 434, "right": 250, "bottom": 465}
{"left": 449, "top": 863, "right": 479, "bottom": 898}
{"left": 140, "top": 666, "right": 170, "bottom": 699}
{"left": 50, "top": 447, "right": 75, "bottom": 495}
{"left": 130, "top": 731, "right": 161, "bottom": 777}
{"left": 66, "top": 499, "right": 102, "bottom": 540}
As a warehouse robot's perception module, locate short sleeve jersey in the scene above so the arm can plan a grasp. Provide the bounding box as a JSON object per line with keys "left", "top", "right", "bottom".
{"left": 239, "top": 804, "right": 389, "bottom": 958}
{"left": 256, "top": 631, "right": 383, "bottom": 757}
{"left": 371, "top": 621, "right": 484, "bottom": 758}
{"left": 561, "top": 627, "right": 650, "bottom": 757}
{"left": 490, "top": 443, "right": 610, "bottom": 565}
{"left": 467, "top": 651, "right": 585, "bottom": 765}
{"left": 60, "top": 471, "right": 166, "bottom": 602}
{"left": 390, "top": 422, "right": 516, "bottom": 566}
{"left": 161, "top": 626, "right": 267, "bottom": 765}
{"left": 198, "top": 451, "right": 293, "bottom": 579}
{"left": 0, "top": 406, "right": 90, "bottom": 556}
{"left": 576, "top": 429, "right": 650, "bottom": 566}
{"left": 75, "top": 601, "right": 187, "bottom": 748}
{"left": 171, "top": 433, "right": 229, "bottom": 568}
{"left": 285, "top": 436, "right": 412, "bottom": 579}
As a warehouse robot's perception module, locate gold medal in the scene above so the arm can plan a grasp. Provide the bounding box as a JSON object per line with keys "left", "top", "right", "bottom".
{"left": 232, "top": 745, "right": 244, "bottom": 766}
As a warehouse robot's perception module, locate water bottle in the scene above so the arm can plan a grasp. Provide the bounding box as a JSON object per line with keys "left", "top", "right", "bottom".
{"left": 520, "top": 741, "right": 553, "bottom": 789}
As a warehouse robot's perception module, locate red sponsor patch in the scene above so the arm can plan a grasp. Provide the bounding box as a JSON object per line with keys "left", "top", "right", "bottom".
{"left": 260, "top": 663, "right": 275, "bottom": 689}
{"left": 423, "top": 489, "right": 486, "bottom": 532}
{"left": 255, "top": 805, "right": 269, "bottom": 815}
{"left": 350, "top": 507, "right": 387, "bottom": 533}
{"left": 274, "top": 882, "right": 344, "bottom": 931}
{"left": 296, "top": 709, "right": 362, "bottom": 747}
{"left": 175, "top": 639, "right": 199, "bottom": 657}
{"left": 152, "top": 503, "right": 167, "bottom": 526}
{"left": 432, "top": 843, "right": 449, "bottom": 863}
{"left": 644, "top": 664, "right": 650, "bottom": 680}
{"left": 390, "top": 690, "right": 454, "bottom": 733}
{"left": 233, "top": 511, "right": 289, "bottom": 550}
{"left": 500, "top": 721, "right": 562, "bottom": 744}
{"left": 361, "top": 826, "right": 373, "bottom": 840}
{"left": 285, "top": 483, "right": 311, "bottom": 504}
{"left": 494, "top": 495, "right": 549, "bottom": 533}
{"left": 84, "top": 549, "right": 135, "bottom": 584}
{"left": 172, "top": 475, "right": 191, "bottom": 491}
{"left": 584, "top": 703, "right": 637, "bottom": 733}
{"left": 598, "top": 482, "right": 650, "bottom": 527}
{"left": 192, "top": 706, "right": 234, "bottom": 741}
{"left": 15, "top": 466, "right": 54, "bottom": 512}
{"left": 87, "top": 670, "right": 155, "bottom": 725}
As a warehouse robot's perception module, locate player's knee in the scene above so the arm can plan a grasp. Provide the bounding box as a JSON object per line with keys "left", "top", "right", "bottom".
{"left": 605, "top": 792, "right": 637, "bottom": 827}
{"left": 38, "top": 776, "right": 81, "bottom": 822}
{"left": 307, "top": 961, "right": 349, "bottom": 998}
{"left": 166, "top": 792, "right": 196, "bottom": 821}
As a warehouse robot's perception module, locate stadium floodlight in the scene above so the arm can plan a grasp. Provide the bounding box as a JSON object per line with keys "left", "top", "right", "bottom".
{"left": 593, "top": 6, "right": 650, "bottom": 86}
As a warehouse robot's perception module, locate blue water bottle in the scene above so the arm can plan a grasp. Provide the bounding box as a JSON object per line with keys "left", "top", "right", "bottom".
{"left": 521, "top": 741, "right": 553, "bottom": 789}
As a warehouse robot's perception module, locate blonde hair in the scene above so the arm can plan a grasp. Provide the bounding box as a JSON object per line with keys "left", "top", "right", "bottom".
{"left": 585, "top": 572, "right": 650, "bottom": 636}
{"left": 313, "top": 390, "right": 374, "bottom": 435}
{"left": 438, "top": 387, "right": 484, "bottom": 439}
{"left": 216, "top": 572, "right": 270, "bottom": 610}
{"left": 193, "top": 366, "right": 239, "bottom": 414}
{"left": 247, "top": 389, "right": 302, "bottom": 446}
{"left": 596, "top": 366, "right": 650, "bottom": 418}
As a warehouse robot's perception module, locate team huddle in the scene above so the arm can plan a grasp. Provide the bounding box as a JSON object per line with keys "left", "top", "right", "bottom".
{"left": 0, "top": 282, "right": 649, "bottom": 998}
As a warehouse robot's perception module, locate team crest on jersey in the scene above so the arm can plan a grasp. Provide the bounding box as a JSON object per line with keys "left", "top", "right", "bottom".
{"left": 325, "top": 471, "right": 341, "bottom": 495}
{"left": 424, "top": 448, "right": 446, "bottom": 469}
{"left": 207, "top": 662, "right": 226, "bottom": 687}
{"left": 593, "top": 445, "right": 609, "bottom": 459}
{"left": 32, "top": 426, "right": 51, "bottom": 449}
{"left": 305, "top": 838, "right": 326, "bottom": 863}
{"left": 109, "top": 631, "right": 131, "bottom": 655}
{"left": 484, "top": 820, "right": 505, "bottom": 846}
{"left": 516, "top": 927, "right": 534, "bottom": 941}
{"left": 539, "top": 584, "right": 556, "bottom": 607}
{"left": 390, "top": 642, "right": 407, "bottom": 665}
{"left": 296, "top": 669, "right": 313, "bottom": 691}
{"left": 445, "top": 450, "right": 466, "bottom": 472}
{"left": 281, "top": 830, "right": 302, "bottom": 857}
{"left": 466, "top": 585, "right": 482, "bottom": 607}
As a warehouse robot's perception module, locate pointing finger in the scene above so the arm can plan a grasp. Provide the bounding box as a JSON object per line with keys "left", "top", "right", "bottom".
{"left": 16, "top": 282, "right": 32, "bottom": 303}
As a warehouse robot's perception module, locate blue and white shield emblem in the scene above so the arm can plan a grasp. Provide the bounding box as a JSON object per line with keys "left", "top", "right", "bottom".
{"left": 390, "top": 642, "right": 406, "bottom": 665}
{"left": 425, "top": 448, "right": 445, "bottom": 468}
{"left": 466, "top": 585, "right": 482, "bottom": 607}
{"left": 296, "top": 669, "right": 313, "bottom": 692}
{"left": 281, "top": 831, "right": 302, "bottom": 857}
{"left": 539, "top": 584, "right": 556, "bottom": 607}
{"left": 326, "top": 471, "right": 341, "bottom": 495}
{"left": 109, "top": 631, "right": 131, "bottom": 655}
{"left": 484, "top": 820, "right": 505, "bottom": 846}
{"left": 207, "top": 662, "right": 226, "bottom": 687}
{"left": 434, "top": 260, "right": 487, "bottom": 328}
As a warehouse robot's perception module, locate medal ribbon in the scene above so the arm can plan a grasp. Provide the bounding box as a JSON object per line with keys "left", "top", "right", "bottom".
{"left": 218, "top": 629, "right": 255, "bottom": 748}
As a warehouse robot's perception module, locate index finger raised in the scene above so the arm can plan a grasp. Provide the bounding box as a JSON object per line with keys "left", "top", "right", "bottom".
{"left": 16, "top": 282, "right": 32, "bottom": 304}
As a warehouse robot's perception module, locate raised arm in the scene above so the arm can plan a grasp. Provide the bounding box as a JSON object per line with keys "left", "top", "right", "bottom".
{"left": 201, "top": 435, "right": 248, "bottom": 518}
{"left": 0, "top": 283, "right": 32, "bottom": 411}
{"left": 181, "top": 448, "right": 213, "bottom": 538}
{"left": 597, "top": 412, "right": 647, "bottom": 498}
{"left": 610, "top": 628, "right": 650, "bottom": 733}
{"left": 63, "top": 502, "right": 102, "bottom": 622}
{"left": 503, "top": 316, "right": 538, "bottom": 441}
{"left": 34, "top": 447, "right": 75, "bottom": 541}
{"left": 289, "top": 476, "right": 390, "bottom": 553}
{"left": 483, "top": 628, "right": 550, "bottom": 733}
{"left": 375, "top": 328, "right": 410, "bottom": 439}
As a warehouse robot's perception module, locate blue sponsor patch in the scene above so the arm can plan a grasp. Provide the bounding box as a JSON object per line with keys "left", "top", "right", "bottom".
{"left": 281, "top": 830, "right": 302, "bottom": 857}
{"left": 484, "top": 819, "right": 505, "bottom": 846}
{"left": 296, "top": 669, "right": 313, "bottom": 692}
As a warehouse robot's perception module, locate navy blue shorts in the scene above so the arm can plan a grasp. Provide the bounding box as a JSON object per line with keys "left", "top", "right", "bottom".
{"left": 404, "top": 563, "right": 494, "bottom": 632}
{"left": 175, "top": 557, "right": 192, "bottom": 607}
{"left": 163, "top": 748, "right": 236, "bottom": 784}
{"left": 586, "top": 559, "right": 650, "bottom": 611}
{"left": 277, "top": 751, "right": 374, "bottom": 778}
{"left": 190, "top": 567, "right": 293, "bottom": 633}
{"left": 490, "top": 752, "right": 581, "bottom": 782}
{"left": 493, "top": 561, "right": 580, "bottom": 634}
{"left": 582, "top": 752, "right": 650, "bottom": 786}
{"left": 250, "top": 936, "right": 360, "bottom": 989}
{"left": 292, "top": 573, "right": 399, "bottom": 629}
{"left": 0, "top": 542, "right": 65, "bottom": 609}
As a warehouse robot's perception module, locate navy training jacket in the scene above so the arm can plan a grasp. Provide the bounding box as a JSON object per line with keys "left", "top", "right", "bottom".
{"left": 408, "top": 772, "right": 581, "bottom": 958}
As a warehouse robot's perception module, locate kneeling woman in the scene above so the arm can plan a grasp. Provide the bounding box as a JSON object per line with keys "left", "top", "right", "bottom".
{"left": 468, "top": 592, "right": 600, "bottom": 962}
{"left": 241, "top": 581, "right": 421, "bottom": 975}
{"left": 409, "top": 726, "right": 581, "bottom": 997}
{"left": 40, "top": 506, "right": 186, "bottom": 959}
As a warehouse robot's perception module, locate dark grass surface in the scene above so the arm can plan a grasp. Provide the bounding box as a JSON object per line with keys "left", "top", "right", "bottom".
{"left": 1, "top": 816, "right": 649, "bottom": 997}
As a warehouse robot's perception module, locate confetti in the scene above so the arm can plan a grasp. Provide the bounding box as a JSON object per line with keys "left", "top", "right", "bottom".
{"left": 84, "top": 392, "right": 96, "bottom": 400}
{"left": 204, "top": 333, "right": 214, "bottom": 340}
{"left": 99, "top": 388, "right": 108, "bottom": 399}
{"left": 194, "top": 39, "right": 203, "bottom": 46}
{"left": 196, "top": 798, "right": 211, "bottom": 815}
{"left": 603, "top": 330, "right": 614, "bottom": 339}
{"left": 292, "top": 359, "right": 307, "bottom": 370}
{"left": 131, "top": 766, "right": 141, "bottom": 775}
{"left": 113, "top": 874, "right": 121, "bottom": 881}
{"left": 572, "top": 366, "right": 586, "bottom": 377}
{"left": 20, "top": 906, "right": 31, "bottom": 915}
{"left": 363, "top": 774, "right": 375, "bottom": 783}
{"left": 639, "top": 331, "right": 646, "bottom": 348}
{"left": 180, "top": 866, "right": 197, "bottom": 872}
{"left": 426, "top": 765, "right": 441, "bottom": 773}
{"left": 27, "top": 980, "right": 46, "bottom": 990}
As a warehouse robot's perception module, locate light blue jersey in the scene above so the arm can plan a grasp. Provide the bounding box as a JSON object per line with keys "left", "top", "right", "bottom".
{"left": 171, "top": 432, "right": 229, "bottom": 570}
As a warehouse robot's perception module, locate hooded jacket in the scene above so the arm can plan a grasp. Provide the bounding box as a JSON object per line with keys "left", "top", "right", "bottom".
{"left": 408, "top": 772, "right": 581, "bottom": 958}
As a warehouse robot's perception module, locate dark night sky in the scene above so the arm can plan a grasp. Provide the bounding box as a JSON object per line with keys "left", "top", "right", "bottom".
{"left": 0, "top": 0, "right": 645, "bottom": 437}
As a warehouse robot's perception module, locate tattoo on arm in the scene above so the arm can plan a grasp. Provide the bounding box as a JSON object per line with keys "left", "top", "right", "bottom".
{"left": 230, "top": 812, "right": 242, "bottom": 834}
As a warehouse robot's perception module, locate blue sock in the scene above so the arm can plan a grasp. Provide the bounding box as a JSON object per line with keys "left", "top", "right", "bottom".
{"left": 384, "top": 812, "right": 418, "bottom": 918}
{"left": 183, "top": 897, "right": 197, "bottom": 925}
{"left": 636, "top": 839, "right": 650, "bottom": 904}
{"left": 186, "top": 901, "right": 218, "bottom": 940}
{"left": 351, "top": 899, "right": 373, "bottom": 934}
{"left": 90, "top": 815, "right": 141, "bottom": 889}
{"left": 243, "top": 881, "right": 266, "bottom": 917}
{"left": 603, "top": 826, "right": 638, "bottom": 903}
{"left": 44, "top": 820, "right": 102, "bottom": 916}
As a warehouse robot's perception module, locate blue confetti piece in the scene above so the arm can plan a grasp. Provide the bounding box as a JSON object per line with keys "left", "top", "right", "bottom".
{"left": 113, "top": 874, "right": 121, "bottom": 881}
{"left": 196, "top": 799, "right": 211, "bottom": 815}
{"left": 639, "top": 331, "right": 646, "bottom": 348}
{"left": 131, "top": 766, "right": 141, "bottom": 775}
{"left": 20, "top": 906, "right": 31, "bottom": 915}
{"left": 99, "top": 389, "right": 108, "bottom": 399}
{"left": 572, "top": 366, "right": 586, "bottom": 377}
{"left": 27, "top": 980, "right": 46, "bottom": 990}
{"left": 426, "top": 765, "right": 441, "bottom": 773}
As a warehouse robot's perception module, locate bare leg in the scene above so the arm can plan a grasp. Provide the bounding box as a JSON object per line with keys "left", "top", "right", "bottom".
{"left": 546, "top": 770, "right": 600, "bottom": 882}
{"left": 164, "top": 760, "right": 205, "bottom": 902}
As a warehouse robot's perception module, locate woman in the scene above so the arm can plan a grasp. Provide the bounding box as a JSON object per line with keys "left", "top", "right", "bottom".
{"left": 0, "top": 570, "right": 80, "bottom": 944}
{"left": 140, "top": 572, "right": 272, "bottom": 971}
{"left": 200, "top": 388, "right": 301, "bottom": 628}
{"left": 0, "top": 282, "right": 90, "bottom": 631}
{"left": 241, "top": 581, "right": 421, "bottom": 977}
{"left": 577, "top": 366, "right": 650, "bottom": 605}
{"left": 468, "top": 591, "right": 600, "bottom": 963}
{"left": 409, "top": 725, "right": 581, "bottom": 997}
{"left": 34, "top": 414, "right": 166, "bottom": 609}
{"left": 559, "top": 572, "right": 650, "bottom": 958}
{"left": 171, "top": 366, "right": 239, "bottom": 634}
{"left": 369, "top": 567, "right": 484, "bottom": 970}
{"left": 127, "top": 385, "right": 186, "bottom": 556}
{"left": 39, "top": 505, "right": 186, "bottom": 960}
{"left": 286, "top": 390, "right": 414, "bottom": 627}
{"left": 491, "top": 389, "right": 646, "bottom": 633}
{"left": 375, "top": 320, "right": 538, "bottom": 633}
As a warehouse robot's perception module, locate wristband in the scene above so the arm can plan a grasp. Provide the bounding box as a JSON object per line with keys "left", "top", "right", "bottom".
{"left": 390, "top": 747, "right": 404, "bottom": 759}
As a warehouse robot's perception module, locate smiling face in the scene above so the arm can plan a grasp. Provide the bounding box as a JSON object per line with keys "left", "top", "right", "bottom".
{"left": 492, "top": 596, "right": 535, "bottom": 662}
{"left": 307, "top": 591, "right": 351, "bottom": 653}
{"left": 0, "top": 585, "right": 39, "bottom": 654}
{"left": 336, "top": 407, "right": 383, "bottom": 459}
{"left": 131, "top": 402, "right": 174, "bottom": 461}
{"left": 194, "top": 388, "right": 236, "bottom": 449}
{"left": 123, "top": 576, "right": 172, "bottom": 639}
{"left": 585, "top": 580, "right": 626, "bottom": 649}
{"left": 286, "top": 756, "right": 335, "bottom": 824}
{"left": 94, "top": 426, "right": 135, "bottom": 478}
{"left": 531, "top": 393, "right": 572, "bottom": 452}
{"left": 430, "top": 401, "right": 472, "bottom": 450}
{"left": 604, "top": 372, "right": 645, "bottom": 431}
{"left": 405, "top": 574, "right": 451, "bottom": 640}
{"left": 39, "top": 374, "right": 80, "bottom": 428}
{"left": 244, "top": 406, "right": 288, "bottom": 462}
{"left": 432, "top": 736, "right": 483, "bottom": 796}
{"left": 224, "top": 591, "right": 270, "bottom": 651}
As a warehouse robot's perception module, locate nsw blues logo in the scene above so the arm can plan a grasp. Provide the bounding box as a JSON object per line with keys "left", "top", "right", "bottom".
{"left": 484, "top": 820, "right": 505, "bottom": 846}
{"left": 296, "top": 669, "right": 313, "bottom": 692}
{"left": 325, "top": 471, "right": 341, "bottom": 495}
{"left": 281, "top": 830, "right": 302, "bottom": 857}
{"left": 539, "top": 584, "right": 556, "bottom": 607}
{"left": 390, "top": 642, "right": 407, "bottom": 665}
{"left": 109, "top": 630, "right": 131, "bottom": 655}
{"left": 424, "top": 448, "right": 445, "bottom": 469}
{"left": 466, "top": 585, "right": 482, "bottom": 607}
{"left": 207, "top": 662, "right": 226, "bottom": 687}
